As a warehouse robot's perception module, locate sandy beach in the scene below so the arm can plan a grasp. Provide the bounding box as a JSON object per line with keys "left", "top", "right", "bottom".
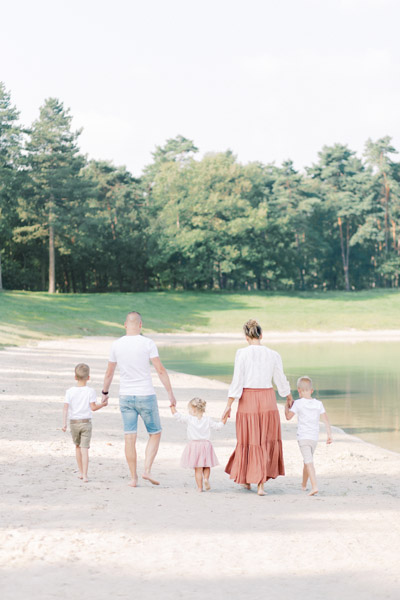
{"left": 1, "top": 336, "right": 400, "bottom": 600}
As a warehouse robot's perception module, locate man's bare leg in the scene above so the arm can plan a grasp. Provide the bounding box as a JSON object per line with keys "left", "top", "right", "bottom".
{"left": 75, "top": 447, "right": 83, "bottom": 479}
{"left": 306, "top": 463, "right": 318, "bottom": 496}
{"left": 142, "top": 433, "right": 161, "bottom": 485}
{"left": 302, "top": 464, "right": 309, "bottom": 490}
{"left": 194, "top": 467, "right": 203, "bottom": 492}
{"left": 203, "top": 467, "right": 211, "bottom": 490}
{"left": 125, "top": 433, "right": 138, "bottom": 487}
{"left": 81, "top": 448, "right": 89, "bottom": 482}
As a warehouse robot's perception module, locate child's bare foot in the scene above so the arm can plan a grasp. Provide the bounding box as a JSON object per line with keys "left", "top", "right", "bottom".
{"left": 257, "top": 484, "right": 266, "bottom": 496}
{"left": 128, "top": 478, "right": 138, "bottom": 487}
{"left": 241, "top": 483, "right": 251, "bottom": 490}
{"left": 309, "top": 488, "right": 318, "bottom": 496}
{"left": 204, "top": 480, "right": 211, "bottom": 491}
{"left": 142, "top": 473, "right": 160, "bottom": 486}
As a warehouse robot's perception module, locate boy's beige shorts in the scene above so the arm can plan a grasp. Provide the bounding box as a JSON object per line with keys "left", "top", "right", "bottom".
{"left": 298, "top": 439, "right": 317, "bottom": 464}
{"left": 70, "top": 419, "right": 92, "bottom": 448}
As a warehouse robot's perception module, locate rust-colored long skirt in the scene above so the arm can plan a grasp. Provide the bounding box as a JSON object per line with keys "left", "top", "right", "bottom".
{"left": 225, "top": 388, "right": 285, "bottom": 484}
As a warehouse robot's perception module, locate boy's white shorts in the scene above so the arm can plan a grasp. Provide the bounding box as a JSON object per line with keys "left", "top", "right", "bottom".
{"left": 298, "top": 439, "right": 317, "bottom": 464}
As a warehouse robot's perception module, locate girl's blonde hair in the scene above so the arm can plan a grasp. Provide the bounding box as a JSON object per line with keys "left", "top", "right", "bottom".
{"left": 243, "top": 318, "right": 262, "bottom": 339}
{"left": 188, "top": 397, "right": 207, "bottom": 414}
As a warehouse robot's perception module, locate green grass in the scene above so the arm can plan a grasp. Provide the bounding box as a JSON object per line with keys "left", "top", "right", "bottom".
{"left": 0, "top": 289, "right": 400, "bottom": 347}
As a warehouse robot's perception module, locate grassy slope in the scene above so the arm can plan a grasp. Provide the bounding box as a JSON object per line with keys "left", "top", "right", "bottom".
{"left": 0, "top": 289, "right": 399, "bottom": 347}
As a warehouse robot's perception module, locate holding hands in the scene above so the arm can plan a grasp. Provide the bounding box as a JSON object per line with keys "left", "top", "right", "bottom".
{"left": 221, "top": 407, "right": 231, "bottom": 423}
{"left": 285, "top": 393, "right": 294, "bottom": 409}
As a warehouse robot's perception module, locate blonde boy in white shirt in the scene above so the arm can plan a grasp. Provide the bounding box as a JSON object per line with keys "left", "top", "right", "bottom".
{"left": 285, "top": 376, "right": 332, "bottom": 496}
{"left": 62, "top": 363, "right": 108, "bottom": 482}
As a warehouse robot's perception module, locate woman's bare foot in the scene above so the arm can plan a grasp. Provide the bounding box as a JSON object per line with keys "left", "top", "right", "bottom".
{"left": 241, "top": 483, "right": 251, "bottom": 490}
{"left": 142, "top": 473, "right": 160, "bottom": 486}
{"left": 302, "top": 485, "right": 307, "bottom": 491}
{"left": 128, "top": 478, "right": 138, "bottom": 487}
{"left": 83, "top": 477, "right": 89, "bottom": 483}
{"left": 309, "top": 488, "right": 318, "bottom": 496}
{"left": 204, "top": 480, "right": 211, "bottom": 491}
{"left": 257, "top": 484, "right": 266, "bottom": 496}
{"left": 197, "top": 487, "right": 203, "bottom": 493}
{"left": 77, "top": 473, "right": 83, "bottom": 480}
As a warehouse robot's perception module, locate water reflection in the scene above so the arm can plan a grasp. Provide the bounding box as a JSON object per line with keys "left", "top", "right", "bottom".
{"left": 160, "top": 341, "right": 400, "bottom": 453}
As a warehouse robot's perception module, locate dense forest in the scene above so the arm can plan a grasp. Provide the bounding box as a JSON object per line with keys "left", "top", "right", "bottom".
{"left": 1, "top": 82, "right": 400, "bottom": 293}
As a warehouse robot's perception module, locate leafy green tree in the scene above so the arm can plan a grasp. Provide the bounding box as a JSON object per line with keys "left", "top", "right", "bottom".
{"left": 80, "top": 161, "right": 147, "bottom": 291}
{"left": 308, "top": 144, "right": 367, "bottom": 291}
{"left": 363, "top": 137, "right": 400, "bottom": 286}
{"left": 271, "top": 161, "right": 326, "bottom": 290}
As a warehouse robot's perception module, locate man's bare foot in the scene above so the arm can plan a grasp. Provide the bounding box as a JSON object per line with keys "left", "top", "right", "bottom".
{"left": 142, "top": 473, "right": 160, "bottom": 486}
{"left": 309, "top": 488, "right": 318, "bottom": 496}
{"left": 128, "top": 478, "right": 138, "bottom": 487}
{"left": 241, "top": 483, "right": 251, "bottom": 490}
{"left": 204, "top": 480, "right": 211, "bottom": 491}
{"left": 257, "top": 484, "right": 266, "bottom": 496}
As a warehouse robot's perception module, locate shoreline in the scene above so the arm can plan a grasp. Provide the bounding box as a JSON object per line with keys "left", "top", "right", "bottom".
{"left": 11, "top": 328, "right": 400, "bottom": 352}
{"left": 3, "top": 327, "right": 400, "bottom": 353}
{"left": 151, "top": 329, "right": 400, "bottom": 343}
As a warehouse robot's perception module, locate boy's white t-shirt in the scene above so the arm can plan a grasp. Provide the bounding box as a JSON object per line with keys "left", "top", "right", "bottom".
{"left": 290, "top": 397, "right": 326, "bottom": 441}
{"left": 65, "top": 386, "right": 97, "bottom": 420}
{"left": 109, "top": 335, "right": 159, "bottom": 396}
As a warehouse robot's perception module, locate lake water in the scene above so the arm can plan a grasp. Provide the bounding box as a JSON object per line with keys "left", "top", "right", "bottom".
{"left": 160, "top": 341, "right": 400, "bottom": 453}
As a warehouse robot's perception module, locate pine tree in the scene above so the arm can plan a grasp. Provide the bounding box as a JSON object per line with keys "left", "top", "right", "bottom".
{"left": 19, "top": 98, "right": 86, "bottom": 292}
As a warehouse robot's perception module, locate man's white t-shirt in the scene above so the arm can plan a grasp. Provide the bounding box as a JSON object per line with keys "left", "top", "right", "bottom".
{"left": 109, "top": 335, "right": 159, "bottom": 396}
{"left": 65, "top": 386, "right": 97, "bottom": 420}
{"left": 290, "top": 397, "right": 326, "bottom": 441}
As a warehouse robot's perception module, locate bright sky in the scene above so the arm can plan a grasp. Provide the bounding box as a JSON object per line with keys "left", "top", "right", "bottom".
{"left": 2, "top": 0, "right": 399, "bottom": 175}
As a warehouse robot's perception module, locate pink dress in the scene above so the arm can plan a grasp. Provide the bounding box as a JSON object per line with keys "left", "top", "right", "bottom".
{"left": 173, "top": 412, "right": 224, "bottom": 468}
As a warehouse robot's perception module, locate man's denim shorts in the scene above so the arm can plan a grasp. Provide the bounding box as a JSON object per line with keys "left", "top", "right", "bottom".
{"left": 119, "top": 394, "right": 162, "bottom": 435}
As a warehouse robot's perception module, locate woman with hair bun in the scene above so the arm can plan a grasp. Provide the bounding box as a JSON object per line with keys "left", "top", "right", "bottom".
{"left": 222, "top": 319, "right": 293, "bottom": 496}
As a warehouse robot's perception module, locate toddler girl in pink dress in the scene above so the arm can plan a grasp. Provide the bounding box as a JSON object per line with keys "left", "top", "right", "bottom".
{"left": 171, "top": 397, "right": 226, "bottom": 492}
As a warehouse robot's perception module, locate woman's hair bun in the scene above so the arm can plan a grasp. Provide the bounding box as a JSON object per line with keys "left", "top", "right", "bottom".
{"left": 243, "top": 318, "right": 262, "bottom": 339}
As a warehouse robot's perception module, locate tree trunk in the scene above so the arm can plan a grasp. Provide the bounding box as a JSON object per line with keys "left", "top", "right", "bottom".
{"left": 0, "top": 252, "right": 3, "bottom": 291}
{"left": 48, "top": 205, "right": 56, "bottom": 293}
{"left": 383, "top": 171, "right": 390, "bottom": 253}
{"left": 41, "top": 258, "right": 46, "bottom": 291}
{"left": 338, "top": 216, "right": 350, "bottom": 291}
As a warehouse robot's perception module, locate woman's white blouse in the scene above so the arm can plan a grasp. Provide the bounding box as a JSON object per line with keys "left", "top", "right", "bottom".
{"left": 228, "top": 345, "right": 291, "bottom": 400}
{"left": 173, "top": 412, "right": 224, "bottom": 440}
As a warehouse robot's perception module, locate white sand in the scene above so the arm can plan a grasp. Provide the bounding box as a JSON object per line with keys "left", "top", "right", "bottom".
{"left": 1, "top": 336, "right": 400, "bottom": 600}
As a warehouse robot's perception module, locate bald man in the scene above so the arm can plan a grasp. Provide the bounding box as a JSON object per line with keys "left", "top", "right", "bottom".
{"left": 102, "top": 311, "right": 176, "bottom": 487}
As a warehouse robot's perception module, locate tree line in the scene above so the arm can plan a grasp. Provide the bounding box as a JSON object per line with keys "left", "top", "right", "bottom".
{"left": 1, "top": 82, "right": 400, "bottom": 293}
